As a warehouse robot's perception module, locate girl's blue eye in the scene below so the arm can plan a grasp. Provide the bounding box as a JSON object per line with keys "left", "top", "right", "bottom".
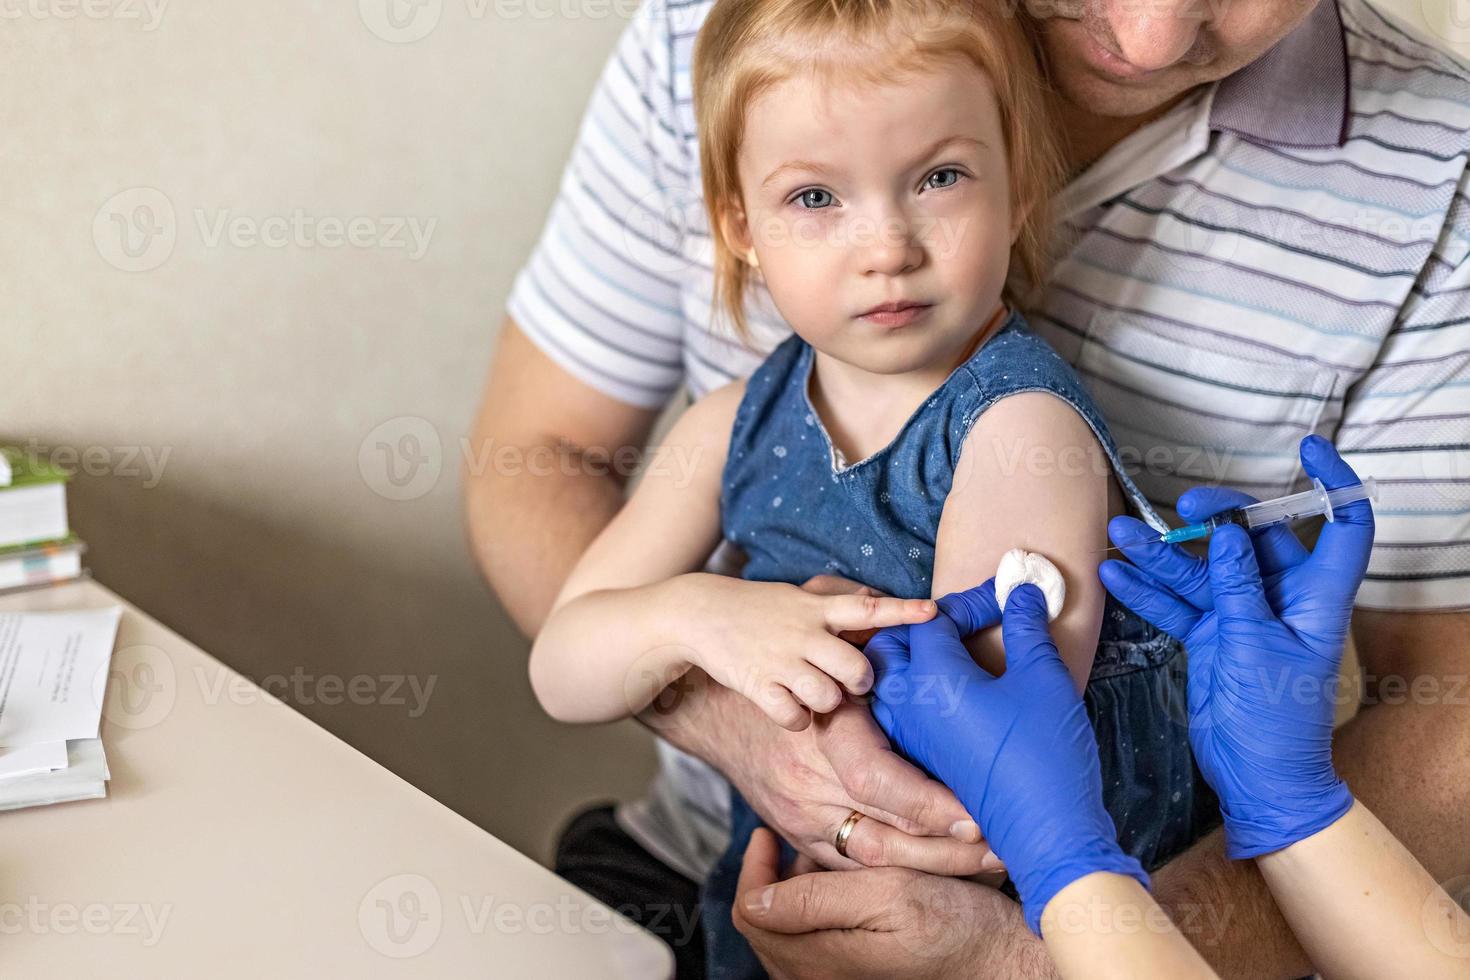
{"left": 926, "top": 168, "right": 962, "bottom": 190}
{"left": 794, "top": 188, "right": 834, "bottom": 210}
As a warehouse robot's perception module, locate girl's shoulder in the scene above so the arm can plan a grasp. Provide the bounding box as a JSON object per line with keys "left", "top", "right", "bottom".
{"left": 665, "top": 376, "right": 747, "bottom": 491}
{"left": 685, "top": 376, "right": 747, "bottom": 443}
{"left": 739, "top": 331, "right": 808, "bottom": 400}
{"left": 726, "top": 330, "right": 809, "bottom": 439}
{"left": 955, "top": 312, "right": 1092, "bottom": 409}
{"left": 940, "top": 311, "right": 1110, "bottom": 469}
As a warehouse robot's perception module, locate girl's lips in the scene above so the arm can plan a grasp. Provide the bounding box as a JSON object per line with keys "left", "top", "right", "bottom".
{"left": 858, "top": 304, "right": 933, "bottom": 328}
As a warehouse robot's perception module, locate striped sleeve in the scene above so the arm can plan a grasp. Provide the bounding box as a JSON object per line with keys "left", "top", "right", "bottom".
{"left": 504, "top": 0, "right": 692, "bottom": 409}
{"left": 1337, "top": 171, "right": 1470, "bottom": 611}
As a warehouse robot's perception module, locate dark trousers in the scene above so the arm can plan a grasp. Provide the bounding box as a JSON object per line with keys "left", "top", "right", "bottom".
{"left": 554, "top": 803, "right": 708, "bottom": 980}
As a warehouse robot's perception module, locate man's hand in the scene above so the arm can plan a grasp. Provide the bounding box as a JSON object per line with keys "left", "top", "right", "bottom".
{"left": 642, "top": 572, "right": 999, "bottom": 876}
{"left": 732, "top": 827, "right": 1059, "bottom": 980}
{"left": 746, "top": 696, "right": 1000, "bottom": 873}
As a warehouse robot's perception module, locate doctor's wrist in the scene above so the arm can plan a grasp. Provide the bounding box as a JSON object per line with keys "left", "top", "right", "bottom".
{"left": 1220, "top": 775, "right": 1354, "bottom": 860}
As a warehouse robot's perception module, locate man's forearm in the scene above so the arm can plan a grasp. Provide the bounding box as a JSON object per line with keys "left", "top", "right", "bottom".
{"left": 1152, "top": 694, "right": 1470, "bottom": 977}
{"left": 636, "top": 665, "right": 765, "bottom": 770}
{"left": 1151, "top": 828, "right": 1308, "bottom": 977}
{"left": 464, "top": 444, "right": 625, "bottom": 638}
{"left": 1333, "top": 682, "right": 1470, "bottom": 883}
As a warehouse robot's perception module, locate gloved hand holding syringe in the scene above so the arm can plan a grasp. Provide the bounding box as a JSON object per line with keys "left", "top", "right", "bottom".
{"left": 1102, "top": 475, "right": 1379, "bottom": 552}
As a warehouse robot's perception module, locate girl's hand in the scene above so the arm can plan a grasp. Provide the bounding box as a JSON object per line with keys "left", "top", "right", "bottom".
{"left": 675, "top": 573, "right": 937, "bottom": 731}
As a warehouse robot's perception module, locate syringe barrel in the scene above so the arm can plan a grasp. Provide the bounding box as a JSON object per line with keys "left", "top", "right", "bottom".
{"left": 1326, "top": 476, "right": 1378, "bottom": 511}
{"left": 1239, "top": 477, "right": 1378, "bottom": 530}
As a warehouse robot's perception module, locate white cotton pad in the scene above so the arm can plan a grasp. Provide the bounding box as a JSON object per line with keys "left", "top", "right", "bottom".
{"left": 994, "top": 549, "right": 1066, "bottom": 622}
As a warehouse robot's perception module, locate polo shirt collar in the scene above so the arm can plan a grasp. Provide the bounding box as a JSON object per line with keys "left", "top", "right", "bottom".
{"left": 1209, "top": 0, "right": 1350, "bottom": 149}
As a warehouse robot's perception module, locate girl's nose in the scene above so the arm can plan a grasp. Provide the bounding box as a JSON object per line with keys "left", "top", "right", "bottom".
{"left": 1103, "top": 0, "right": 1205, "bottom": 71}
{"left": 859, "top": 218, "right": 923, "bottom": 278}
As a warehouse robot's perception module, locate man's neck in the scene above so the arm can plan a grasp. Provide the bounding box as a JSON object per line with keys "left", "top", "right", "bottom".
{"left": 1055, "top": 90, "right": 1196, "bottom": 178}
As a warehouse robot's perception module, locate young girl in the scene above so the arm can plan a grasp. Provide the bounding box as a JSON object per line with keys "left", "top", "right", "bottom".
{"left": 530, "top": 0, "right": 1206, "bottom": 971}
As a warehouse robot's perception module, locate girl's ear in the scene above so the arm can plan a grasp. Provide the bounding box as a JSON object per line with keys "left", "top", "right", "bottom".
{"left": 1009, "top": 192, "right": 1032, "bottom": 246}
{"left": 720, "top": 206, "right": 759, "bottom": 268}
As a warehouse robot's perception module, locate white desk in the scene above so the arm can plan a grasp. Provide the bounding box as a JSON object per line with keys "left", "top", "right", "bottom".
{"left": 0, "top": 579, "right": 673, "bottom": 978}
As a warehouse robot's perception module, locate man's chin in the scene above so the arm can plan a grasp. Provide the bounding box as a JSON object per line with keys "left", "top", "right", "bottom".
{"left": 1049, "top": 61, "right": 1196, "bottom": 121}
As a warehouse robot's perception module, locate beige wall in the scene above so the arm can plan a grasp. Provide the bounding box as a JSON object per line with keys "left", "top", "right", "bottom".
{"left": 3, "top": 0, "right": 1462, "bottom": 865}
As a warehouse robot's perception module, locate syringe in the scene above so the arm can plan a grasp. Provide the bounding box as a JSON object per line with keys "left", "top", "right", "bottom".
{"left": 1109, "top": 477, "right": 1379, "bottom": 551}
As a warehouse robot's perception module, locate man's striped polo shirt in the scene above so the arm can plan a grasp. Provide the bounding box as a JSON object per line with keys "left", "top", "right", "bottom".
{"left": 507, "top": 0, "right": 1470, "bottom": 614}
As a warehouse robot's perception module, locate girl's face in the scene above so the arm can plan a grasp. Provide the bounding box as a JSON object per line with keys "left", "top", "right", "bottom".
{"left": 728, "top": 52, "right": 1018, "bottom": 377}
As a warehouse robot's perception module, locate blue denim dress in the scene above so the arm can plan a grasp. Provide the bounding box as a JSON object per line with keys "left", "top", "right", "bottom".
{"left": 700, "top": 310, "right": 1219, "bottom": 978}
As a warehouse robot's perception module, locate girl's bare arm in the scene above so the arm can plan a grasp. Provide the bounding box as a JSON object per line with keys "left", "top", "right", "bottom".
{"left": 530, "top": 380, "right": 934, "bottom": 729}
{"left": 932, "top": 391, "right": 1114, "bottom": 690}
{"left": 529, "top": 382, "right": 743, "bottom": 723}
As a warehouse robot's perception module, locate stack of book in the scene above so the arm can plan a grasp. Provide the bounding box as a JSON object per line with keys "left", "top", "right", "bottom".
{"left": 0, "top": 448, "right": 86, "bottom": 593}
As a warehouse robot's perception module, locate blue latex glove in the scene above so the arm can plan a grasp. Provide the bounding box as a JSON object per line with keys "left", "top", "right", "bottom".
{"left": 865, "top": 581, "right": 1147, "bottom": 935}
{"left": 1099, "top": 435, "right": 1374, "bottom": 858}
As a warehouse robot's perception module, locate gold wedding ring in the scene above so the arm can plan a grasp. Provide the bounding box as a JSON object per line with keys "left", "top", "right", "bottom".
{"left": 834, "top": 809, "right": 865, "bottom": 859}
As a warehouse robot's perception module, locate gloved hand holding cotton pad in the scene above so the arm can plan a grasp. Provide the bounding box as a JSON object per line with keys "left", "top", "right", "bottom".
{"left": 994, "top": 548, "right": 1066, "bottom": 621}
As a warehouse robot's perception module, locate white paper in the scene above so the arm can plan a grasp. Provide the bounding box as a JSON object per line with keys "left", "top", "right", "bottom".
{"left": 0, "top": 608, "right": 122, "bottom": 747}
{"left": 0, "top": 740, "right": 68, "bottom": 779}
{"left": 0, "top": 738, "right": 108, "bottom": 810}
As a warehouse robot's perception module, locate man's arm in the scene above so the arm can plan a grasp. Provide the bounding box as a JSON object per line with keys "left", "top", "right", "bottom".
{"left": 1150, "top": 609, "right": 1470, "bottom": 976}
{"left": 463, "top": 315, "right": 661, "bottom": 638}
